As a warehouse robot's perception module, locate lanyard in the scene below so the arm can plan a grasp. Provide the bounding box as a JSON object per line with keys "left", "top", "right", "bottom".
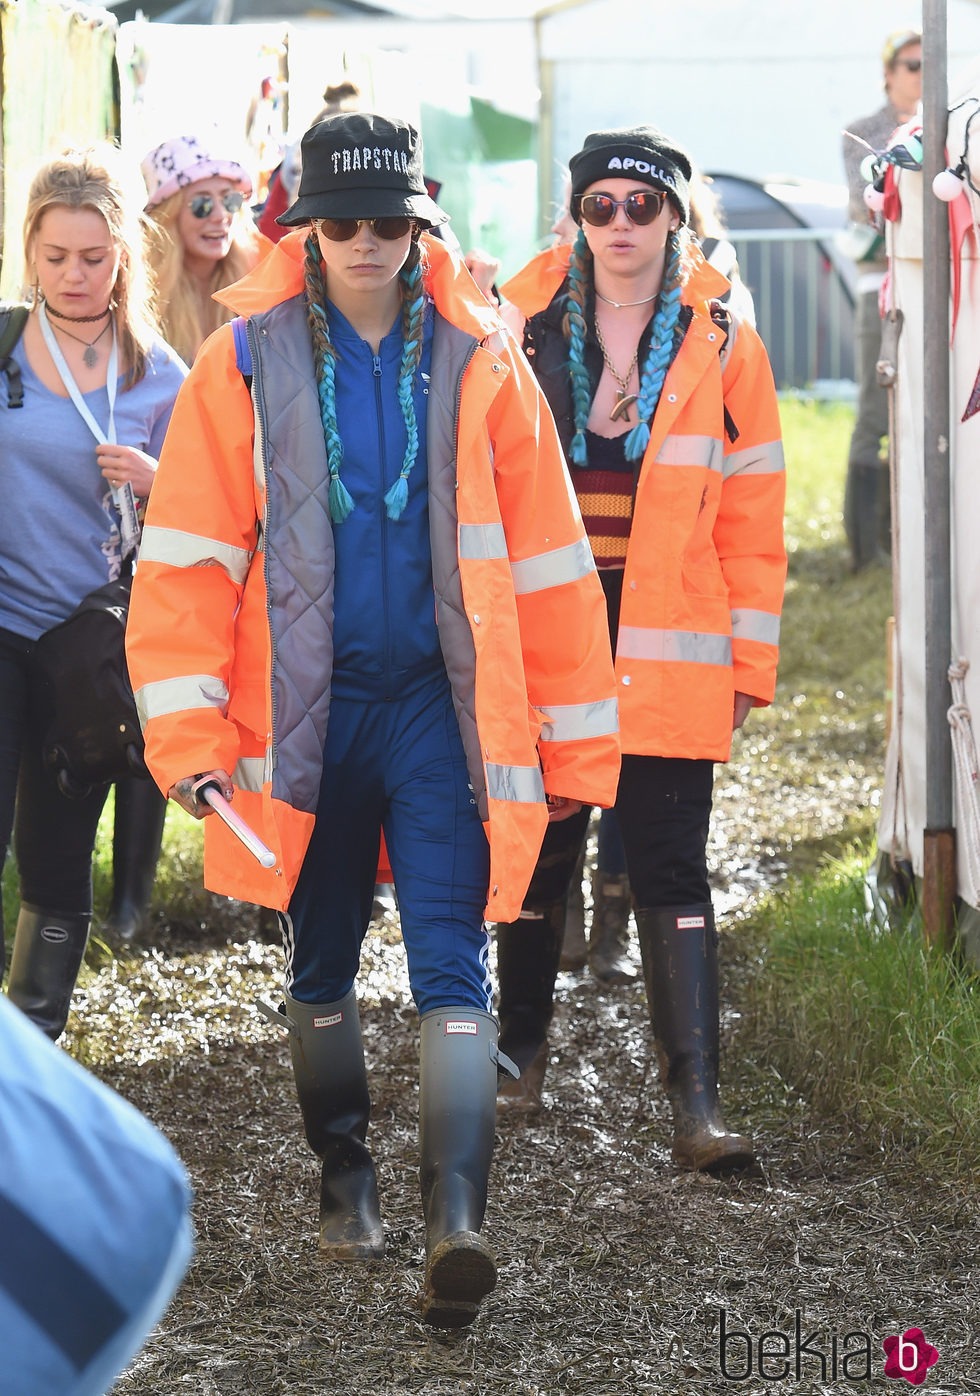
{"left": 37, "top": 301, "right": 140, "bottom": 555}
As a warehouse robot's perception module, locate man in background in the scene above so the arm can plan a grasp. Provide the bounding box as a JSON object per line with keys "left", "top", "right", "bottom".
{"left": 841, "top": 26, "right": 922, "bottom": 571}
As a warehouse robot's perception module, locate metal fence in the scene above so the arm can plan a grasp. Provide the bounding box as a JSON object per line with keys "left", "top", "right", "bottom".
{"left": 728, "top": 226, "right": 856, "bottom": 390}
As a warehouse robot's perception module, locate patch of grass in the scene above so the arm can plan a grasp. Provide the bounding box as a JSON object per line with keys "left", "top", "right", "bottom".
{"left": 739, "top": 846, "right": 980, "bottom": 1177}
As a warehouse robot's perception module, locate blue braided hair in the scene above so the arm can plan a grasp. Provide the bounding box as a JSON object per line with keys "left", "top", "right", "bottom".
{"left": 383, "top": 241, "right": 426, "bottom": 521}
{"left": 564, "top": 225, "right": 689, "bottom": 467}
{"left": 564, "top": 226, "right": 593, "bottom": 466}
{"left": 623, "top": 230, "right": 684, "bottom": 462}
{"left": 303, "top": 233, "right": 354, "bottom": 524}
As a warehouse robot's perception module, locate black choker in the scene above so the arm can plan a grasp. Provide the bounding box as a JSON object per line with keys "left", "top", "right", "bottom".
{"left": 43, "top": 302, "right": 112, "bottom": 325}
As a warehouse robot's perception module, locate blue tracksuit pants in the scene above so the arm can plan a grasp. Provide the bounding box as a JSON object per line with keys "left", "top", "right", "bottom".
{"left": 280, "top": 671, "right": 492, "bottom": 1016}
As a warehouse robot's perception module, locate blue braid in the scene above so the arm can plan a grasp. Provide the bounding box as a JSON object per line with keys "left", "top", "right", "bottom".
{"left": 623, "top": 231, "right": 684, "bottom": 462}
{"left": 304, "top": 234, "right": 354, "bottom": 523}
{"left": 309, "top": 301, "right": 355, "bottom": 524}
{"left": 384, "top": 255, "right": 425, "bottom": 521}
{"left": 565, "top": 227, "right": 592, "bottom": 466}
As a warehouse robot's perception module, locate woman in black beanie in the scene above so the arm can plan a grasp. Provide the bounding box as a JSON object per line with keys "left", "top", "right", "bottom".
{"left": 494, "top": 125, "right": 786, "bottom": 1174}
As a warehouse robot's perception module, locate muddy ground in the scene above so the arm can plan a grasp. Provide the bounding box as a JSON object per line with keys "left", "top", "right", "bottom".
{"left": 68, "top": 643, "right": 980, "bottom": 1396}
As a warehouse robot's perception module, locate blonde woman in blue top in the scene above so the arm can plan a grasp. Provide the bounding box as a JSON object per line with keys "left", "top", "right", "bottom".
{"left": 0, "top": 145, "right": 186, "bottom": 1039}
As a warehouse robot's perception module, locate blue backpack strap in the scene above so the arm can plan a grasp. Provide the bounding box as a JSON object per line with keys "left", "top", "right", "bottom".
{"left": 231, "top": 316, "right": 253, "bottom": 387}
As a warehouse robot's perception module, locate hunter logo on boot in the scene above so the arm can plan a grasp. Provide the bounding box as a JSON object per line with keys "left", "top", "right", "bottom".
{"left": 676, "top": 915, "right": 706, "bottom": 930}
{"left": 40, "top": 926, "right": 70, "bottom": 943}
{"left": 444, "top": 1020, "right": 478, "bottom": 1036}
{"left": 312, "top": 1011, "right": 343, "bottom": 1029}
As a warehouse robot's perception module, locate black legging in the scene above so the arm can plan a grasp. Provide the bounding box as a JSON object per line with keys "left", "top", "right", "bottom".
{"left": 0, "top": 626, "right": 108, "bottom": 932}
{"left": 521, "top": 754, "right": 714, "bottom": 914}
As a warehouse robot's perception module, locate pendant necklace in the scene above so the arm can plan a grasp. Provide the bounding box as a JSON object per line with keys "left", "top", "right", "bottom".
{"left": 48, "top": 317, "right": 112, "bottom": 369}
{"left": 594, "top": 314, "right": 639, "bottom": 422}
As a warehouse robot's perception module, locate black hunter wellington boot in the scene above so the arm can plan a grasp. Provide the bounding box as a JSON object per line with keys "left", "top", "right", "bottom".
{"left": 283, "top": 988, "right": 385, "bottom": 1258}
{"left": 494, "top": 900, "right": 564, "bottom": 1111}
{"left": 6, "top": 904, "right": 91, "bottom": 1041}
{"left": 419, "top": 1006, "right": 499, "bottom": 1328}
{"left": 635, "top": 906, "right": 756, "bottom": 1175}
{"left": 105, "top": 776, "right": 168, "bottom": 942}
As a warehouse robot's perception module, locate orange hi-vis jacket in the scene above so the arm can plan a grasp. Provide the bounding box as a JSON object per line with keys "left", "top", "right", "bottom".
{"left": 501, "top": 244, "right": 787, "bottom": 761}
{"left": 126, "top": 231, "right": 620, "bottom": 919}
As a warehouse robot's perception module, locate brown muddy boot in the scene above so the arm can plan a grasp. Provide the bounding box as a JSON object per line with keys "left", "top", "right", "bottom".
{"left": 588, "top": 871, "right": 639, "bottom": 986}
{"left": 636, "top": 905, "right": 756, "bottom": 1175}
{"left": 283, "top": 988, "right": 385, "bottom": 1258}
{"left": 494, "top": 901, "right": 564, "bottom": 1113}
{"left": 559, "top": 843, "right": 587, "bottom": 971}
{"left": 418, "top": 1007, "right": 499, "bottom": 1328}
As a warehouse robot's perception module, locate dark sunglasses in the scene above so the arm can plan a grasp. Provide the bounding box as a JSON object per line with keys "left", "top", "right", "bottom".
{"left": 895, "top": 57, "right": 922, "bottom": 72}
{"left": 188, "top": 190, "right": 245, "bottom": 219}
{"left": 314, "top": 216, "right": 415, "bottom": 242}
{"left": 576, "top": 190, "right": 667, "bottom": 228}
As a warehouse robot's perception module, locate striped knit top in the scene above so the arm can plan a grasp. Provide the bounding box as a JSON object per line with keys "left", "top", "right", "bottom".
{"left": 574, "top": 430, "right": 634, "bottom": 569}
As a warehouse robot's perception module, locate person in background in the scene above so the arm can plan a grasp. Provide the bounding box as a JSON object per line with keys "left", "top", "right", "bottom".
{"left": 104, "top": 134, "right": 269, "bottom": 945}
{"left": 142, "top": 133, "right": 270, "bottom": 367}
{"left": 841, "top": 26, "right": 921, "bottom": 571}
{"left": 126, "top": 111, "right": 619, "bottom": 1327}
{"left": 493, "top": 126, "right": 786, "bottom": 1178}
{"left": 258, "top": 79, "right": 362, "bottom": 244}
{"left": 0, "top": 144, "right": 186, "bottom": 1034}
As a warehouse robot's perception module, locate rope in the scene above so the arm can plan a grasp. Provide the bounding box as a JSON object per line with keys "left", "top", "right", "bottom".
{"left": 947, "top": 658, "right": 980, "bottom": 904}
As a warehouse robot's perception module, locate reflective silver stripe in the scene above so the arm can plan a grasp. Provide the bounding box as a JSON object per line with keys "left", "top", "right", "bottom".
{"left": 732, "top": 608, "right": 781, "bottom": 646}
{"left": 511, "top": 537, "right": 595, "bottom": 595}
{"left": 485, "top": 762, "right": 545, "bottom": 804}
{"left": 723, "top": 440, "right": 785, "bottom": 478}
{"left": 655, "top": 433, "right": 723, "bottom": 473}
{"left": 459, "top": 521, "right": 508, "bottom": 561}
{"left": 135, "top": 674, "right": 229, "bottom": 726}
{"left": 539, "top": 697, "right": 619, "bottom": 743}
{"left": 232, "top": 756, "right": 268, "bottom": 793}
{"left": 617, "top": 627, "right": 732, "bottom": 666}
{"left": 138, "top": 525, "right": 251, "bottom": 584}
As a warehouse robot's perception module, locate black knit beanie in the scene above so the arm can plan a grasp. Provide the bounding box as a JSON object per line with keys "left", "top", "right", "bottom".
{"left": 568, "top": 125, "right": 692, "bottom": 225}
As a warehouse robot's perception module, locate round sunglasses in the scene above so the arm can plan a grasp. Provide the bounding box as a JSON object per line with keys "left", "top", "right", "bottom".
{"left": 188, "top": 190, "right": 245, "bottom": 220}
{"left": 314, "top": 216, "right": 415, "bottom": 242}
{"left": 576, "top": 190, "right": 667, "bottom": 228}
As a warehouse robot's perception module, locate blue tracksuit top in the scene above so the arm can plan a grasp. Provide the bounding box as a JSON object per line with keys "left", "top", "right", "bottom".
{"left": 324, "top": 298, "right": 441, "bottom": 702}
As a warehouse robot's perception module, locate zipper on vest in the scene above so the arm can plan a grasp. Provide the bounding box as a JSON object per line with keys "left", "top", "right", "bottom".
{"left": 373, "top": 353, "right": 393, "bottom": 699}
{"left": 248, "top": 317, "right": 279, "bottom": 773}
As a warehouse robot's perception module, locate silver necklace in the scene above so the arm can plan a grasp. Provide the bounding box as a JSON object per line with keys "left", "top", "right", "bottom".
{"left": 49, "top": 317, "right": 112, "bottom": 369}
{"left": 595, "top": 289, "right": 659, "bottom": 309}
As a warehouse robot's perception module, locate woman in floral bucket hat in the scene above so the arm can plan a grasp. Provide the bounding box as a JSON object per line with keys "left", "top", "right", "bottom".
{"left": 141, "top": 134, "right": 270, "bottom": 366}
{"left": 127, "top": 111, "right": 620, "bottom": 1327}
{"left": 100, "top": 136, "right": 271, "bottom": 950}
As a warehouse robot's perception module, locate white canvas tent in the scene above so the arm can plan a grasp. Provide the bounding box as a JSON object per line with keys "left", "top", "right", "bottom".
{"left": 875, "top": 18, "right": 980, "bottom": 961}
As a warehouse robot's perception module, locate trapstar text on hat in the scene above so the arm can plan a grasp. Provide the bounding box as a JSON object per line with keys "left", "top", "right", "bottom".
{"left": 333, "top": 145, "right": 411, "bottom": 176}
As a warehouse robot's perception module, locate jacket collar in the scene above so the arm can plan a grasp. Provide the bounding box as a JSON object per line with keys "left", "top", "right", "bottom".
{"left": 501, "top": 241, "right": 733, "bottom": 321}
{"left": 214, "top": 229, "right": 502, "bottom": 340}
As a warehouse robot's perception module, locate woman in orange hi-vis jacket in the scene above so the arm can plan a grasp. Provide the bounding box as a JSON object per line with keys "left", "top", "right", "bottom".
{"left": 494, "top": 126, "right": 786, "bottom": 1175}
{"left": 126, "top": 113, "right": 619, "bottom": 1328}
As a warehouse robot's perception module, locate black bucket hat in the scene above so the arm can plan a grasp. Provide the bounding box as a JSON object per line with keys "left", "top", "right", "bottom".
{"left": 277, "top": 112, "right": 448, "bottom": 228}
